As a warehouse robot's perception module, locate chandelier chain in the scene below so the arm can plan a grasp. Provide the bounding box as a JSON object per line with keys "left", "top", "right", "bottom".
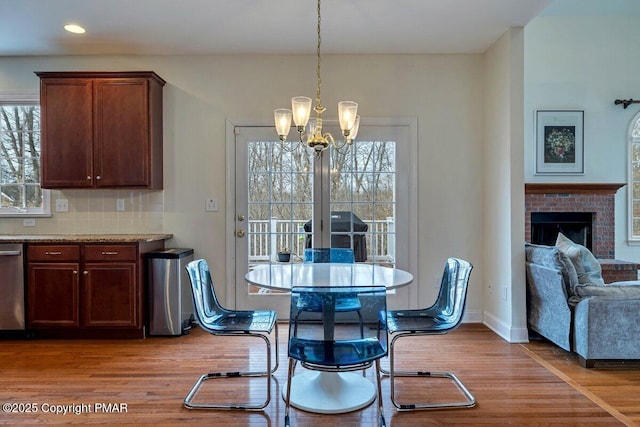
{"left": 316, "top": 0, "right": 322, "bottom": 109}
{"left": 273, "top": 0, "right": 358, "bottom": 156}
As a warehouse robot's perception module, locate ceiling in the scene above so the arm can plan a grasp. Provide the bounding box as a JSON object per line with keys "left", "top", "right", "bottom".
{"left": 0, "top": 0, "right": 555, "bottom": 56}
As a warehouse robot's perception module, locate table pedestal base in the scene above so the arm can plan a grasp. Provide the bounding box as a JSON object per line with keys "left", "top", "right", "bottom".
{"left": 282, "top": 370, "right": 376, "bottom": 414}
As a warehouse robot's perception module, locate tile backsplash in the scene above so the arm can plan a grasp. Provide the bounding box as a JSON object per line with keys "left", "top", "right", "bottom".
{"left": 0, "top": 190, "right": 164, "bottom": 234}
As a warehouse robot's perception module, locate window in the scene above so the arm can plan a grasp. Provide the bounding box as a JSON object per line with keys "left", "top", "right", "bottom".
{"left": 0, "top": 94, "right": 50, "bottom": 216}
{"left": 629, "top": 112, "right": 640, "bottom": 239}
{"left": 328, "top": 140, "right": 397, "bottom": 265}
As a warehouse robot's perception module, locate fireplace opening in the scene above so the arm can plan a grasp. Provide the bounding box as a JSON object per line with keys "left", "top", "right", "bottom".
{"left": 531, "top": 212, "right": 593, "bottom": 251}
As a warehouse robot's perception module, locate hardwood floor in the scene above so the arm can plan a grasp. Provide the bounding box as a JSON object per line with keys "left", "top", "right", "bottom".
{"left": 522, "top": 337, "right": 640, "bottom": 426}
{"left": 0, "top": 323, "right": 634, "bottom": 426}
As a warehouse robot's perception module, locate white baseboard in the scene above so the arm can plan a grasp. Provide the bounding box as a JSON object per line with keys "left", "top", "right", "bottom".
{"left": 461, "top": 309, "right": 483, "bottom": 323}
{"left": 482, "top": 310, "right": 530, "bottom": 343}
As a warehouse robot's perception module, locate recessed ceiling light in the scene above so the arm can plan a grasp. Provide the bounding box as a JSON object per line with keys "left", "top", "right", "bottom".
{"left": 64, "top": 24, "right": 86, "bottom": 34}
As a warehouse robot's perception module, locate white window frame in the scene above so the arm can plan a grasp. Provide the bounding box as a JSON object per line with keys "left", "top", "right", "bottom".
{"left": 0, "top": 93, "right": 51, "bottom": 217}
{"left": 628, "top": 111, "right": 640, "bottom": 242}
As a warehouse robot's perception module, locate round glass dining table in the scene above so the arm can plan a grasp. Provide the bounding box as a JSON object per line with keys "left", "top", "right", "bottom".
{"left": 245, "top": 262, "right": 413, "bottom": 414}
{"left": 245, "top": 262, "right": 413, "bottom": 291}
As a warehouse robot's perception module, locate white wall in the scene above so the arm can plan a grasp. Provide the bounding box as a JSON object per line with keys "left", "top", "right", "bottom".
{"left": 0, "top": 53, "right": 487, "bottom": 316}
{"left": 524, "top": 3, "right": 640, "bottom": 263}
{"left": 483, "top": 29, "right": 528, "bottom": 342}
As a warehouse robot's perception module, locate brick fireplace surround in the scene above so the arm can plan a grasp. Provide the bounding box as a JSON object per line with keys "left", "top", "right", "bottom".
{"left": 525, "top": 183, "right": 638, "bottom": 283}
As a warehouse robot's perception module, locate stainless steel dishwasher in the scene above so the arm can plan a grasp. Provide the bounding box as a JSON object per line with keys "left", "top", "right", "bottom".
{"left": 0, "top": 243, "right": 25, "bottom": 331}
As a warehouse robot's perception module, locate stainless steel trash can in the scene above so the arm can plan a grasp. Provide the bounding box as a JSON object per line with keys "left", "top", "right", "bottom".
{"left": 146, "top": 248, "right": 194, "bottom": 336}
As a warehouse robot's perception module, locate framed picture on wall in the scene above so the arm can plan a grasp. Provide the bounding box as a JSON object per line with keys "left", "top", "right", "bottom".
{"left": 535, "top": 110, "right": 584, "bottom": 175}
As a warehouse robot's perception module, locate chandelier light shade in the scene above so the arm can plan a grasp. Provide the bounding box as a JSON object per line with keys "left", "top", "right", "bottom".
{"left": 273, "top": 0, "right": 359, "bottom": 156}
{"left": 291, "top": 96, "right": 312, "bottom": 129}
{"left": 274, "top": 108, "right": 292, "bottom": 141}
{"left": 338, "top": 101, "right": 358, "bottom": 137}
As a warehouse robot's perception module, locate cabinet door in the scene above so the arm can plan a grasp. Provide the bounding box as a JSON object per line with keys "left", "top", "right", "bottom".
{"left": 83, "top": 263, "right": 137, "bottom": 327}
{"left": 28, "top": 263, "right": 80, "bottom": 328}
{"left": 94, "top": 79, "right": 150, "bottom": 187}
{"left": 40, "top": 78, "right": 94, "bottom": 188}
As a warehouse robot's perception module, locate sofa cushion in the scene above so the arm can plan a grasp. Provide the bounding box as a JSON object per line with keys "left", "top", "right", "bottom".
{"left": 555, "top": 232, "right": 605, "bottom": 286}
{"left": 525, "top": 242, "right": 579, "bottom": 295}
{"left": 573, "top": 282, "right": 640, "bottom": 299}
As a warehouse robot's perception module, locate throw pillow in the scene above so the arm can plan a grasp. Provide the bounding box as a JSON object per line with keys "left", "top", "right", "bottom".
{"left": 555, "top": 232, "right": 605, "bottom": 286}
{"left": 557, "top": 251, "right": 580, "bottom": 289}
{"left": 555, "top": 233, "right": 587, "bottom": 281}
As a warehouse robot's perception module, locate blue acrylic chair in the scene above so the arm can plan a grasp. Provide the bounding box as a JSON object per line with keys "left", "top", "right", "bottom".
{"left": 183, "top": 259, "right": 279, "bottom": 410}
{"left": 384, "top": 257, "right": 475, "bottom": 410}
{"left": 300, "top": 248, "right": 362, "bottom": 336}
{"left": 284, "top": 286, "right": 388, "bottom": 426}
{"left": 303, "top": 247, "right": 355, "bottom": 263}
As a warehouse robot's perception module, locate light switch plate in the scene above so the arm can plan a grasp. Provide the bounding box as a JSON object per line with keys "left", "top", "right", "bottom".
{"left": 205, "top": 198, "right": 219, "bottom": 212}
{"left": 23, "top": 218, "right": 36, "bottom": 227}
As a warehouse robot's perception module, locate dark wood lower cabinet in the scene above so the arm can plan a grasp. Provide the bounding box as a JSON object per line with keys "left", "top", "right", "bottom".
{"left": 83, "top": 263, "right": 137, "bottom": 328}
{"left": 27, "top": 240, "right": 164, "bottom": 338}
{"left": 28, "top": 263, "right": 80, "bottom": 328}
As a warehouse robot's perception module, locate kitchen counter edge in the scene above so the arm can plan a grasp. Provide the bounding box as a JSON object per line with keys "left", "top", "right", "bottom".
{"left": 0, "top": 234, "right": 173, "bottom": 243}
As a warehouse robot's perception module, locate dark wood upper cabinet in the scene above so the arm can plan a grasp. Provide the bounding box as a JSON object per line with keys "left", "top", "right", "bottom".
{"left": 36, "top": 71, "right": 165, "bottom": 189}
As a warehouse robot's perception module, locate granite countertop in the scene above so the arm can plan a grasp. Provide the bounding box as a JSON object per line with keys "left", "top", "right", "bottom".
{"left": 0, "top": 234, "right": 173, "bottom": 243}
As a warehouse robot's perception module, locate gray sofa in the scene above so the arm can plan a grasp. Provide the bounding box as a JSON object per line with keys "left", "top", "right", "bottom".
{"left": 525, "top": 242, "right": 640, "bottom": 367}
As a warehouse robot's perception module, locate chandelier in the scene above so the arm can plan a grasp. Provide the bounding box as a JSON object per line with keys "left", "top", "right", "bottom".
{"left": 274, "top": 0, "right": 360, "bottom": 157}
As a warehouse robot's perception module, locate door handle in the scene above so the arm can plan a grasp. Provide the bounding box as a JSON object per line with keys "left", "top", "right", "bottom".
{"left": 0, "top": 250, "right": 21, "bottom": 256}
{"left": 236, "top": 229, "right": 246, "bottom": 238}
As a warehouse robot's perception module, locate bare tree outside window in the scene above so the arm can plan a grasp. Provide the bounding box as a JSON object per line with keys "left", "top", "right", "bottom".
{"left": 0, "top": 103, "right": 47, "bottom": 214}
{"left": 329, "top": 140, "right": 395, "bottom": 220}
{"left": 248, "top": 141, "right": 314, "bottom": 221}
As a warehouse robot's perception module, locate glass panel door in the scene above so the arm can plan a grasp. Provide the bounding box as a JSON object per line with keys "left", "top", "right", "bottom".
{"left": 235, "top": 126, "right": 314, "bottom": 315}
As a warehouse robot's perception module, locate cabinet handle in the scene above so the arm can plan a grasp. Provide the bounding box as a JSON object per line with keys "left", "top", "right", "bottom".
{"left": 101, "top": 251, "right": 119, "bottom": 255}
{"left": 96, "top": 175, "right": 102, "bottom": 180}
{"left": 73, "top": 270, "right": 78, "bottom": 275}
{"left": 45, "top": 251, "right": 62, "bottom": 255}
{"left": 83, "top": 271, "right": 88, "bottom": 275}
{"left": 86, "top": 176, "right": 92, "bottom": 180}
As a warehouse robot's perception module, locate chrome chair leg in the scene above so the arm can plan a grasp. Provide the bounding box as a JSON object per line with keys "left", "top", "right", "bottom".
{"left": 284, "top": 358, "right": 297, "bottom": 427}
{"left": 271, "top": 322, "right": 280, "bottom": 374}
{"left": 184, "top": 327, "right": 279, "bottom": 410}
{"left": 375, "top": 359, "right": 387, "bottom": 427}
{"left": 387, "top": 333, "right": 475, "bottom": 411}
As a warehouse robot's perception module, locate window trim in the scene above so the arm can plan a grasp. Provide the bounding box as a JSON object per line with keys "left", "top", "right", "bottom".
{"left": 0, "top": 92, "right": 51, "bottom": 217}
{"left": 628, "top": 111, "right": 640, "bottom": 242}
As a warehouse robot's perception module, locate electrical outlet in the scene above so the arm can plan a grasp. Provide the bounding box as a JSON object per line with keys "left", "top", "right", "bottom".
{"left": 55, "top": 199, "right": 69, "bottom": 212}
{"left": 502, "top": 287, "right": 508, "bottom": 302}
{"left": 116, "top": 199, "right": 125, "bottom": 211}
{"left": 205, "top": 198, "right": 219, "bottom": 212}
{"left": 23, "top": 218, "right": 36, "bottom": 227}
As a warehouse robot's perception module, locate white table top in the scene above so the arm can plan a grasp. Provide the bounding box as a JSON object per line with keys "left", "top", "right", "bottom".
{"left": 245, "top": 263, "right": 413, "bottom": 290}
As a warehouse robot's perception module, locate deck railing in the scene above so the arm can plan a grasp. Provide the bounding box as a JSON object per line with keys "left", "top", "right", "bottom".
{"left": 248, "top": 217, "right": 395, "bottom": 263}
